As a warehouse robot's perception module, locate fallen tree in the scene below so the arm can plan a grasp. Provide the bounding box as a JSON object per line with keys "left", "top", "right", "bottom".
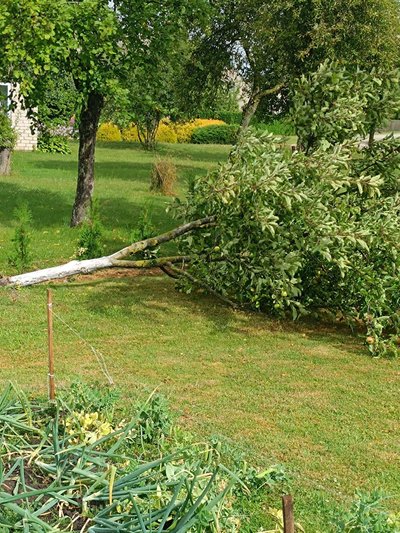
{"left": 0, "top": 217, "right": 214, "bottom": 287}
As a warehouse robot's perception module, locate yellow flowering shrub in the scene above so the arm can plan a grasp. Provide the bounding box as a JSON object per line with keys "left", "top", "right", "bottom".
{"left": 156, "top": 121, "right": 178, "bottom": 143}
{"left": 102, "top": 119, "right": 227, "bottom": 144}
{"left": 97, "top": 123, "right": 123, "bottom": 142}
{"left": 122, "top": 121, "right": 179, "bottom": 143}
{"left": 122, "top": 124, "right": 140, "bottom": 142}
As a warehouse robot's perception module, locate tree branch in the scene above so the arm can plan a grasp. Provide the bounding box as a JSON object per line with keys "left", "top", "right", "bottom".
{"left": 110, "top": 256, "right": 193, "bottom": 268}
{"left": 0, "top": 217, "right": 215, "bottom": 287}
{"left": 111, "top": 216, "right": 216, "bottom": 260}
{"left": 259, "top": 82, "right": 285, "bottom": 98}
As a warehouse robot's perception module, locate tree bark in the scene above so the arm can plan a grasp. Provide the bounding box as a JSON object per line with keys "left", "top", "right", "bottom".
{"left": 240, "top": 83, "right": 285, "bottom": 132}
{"left": 0, "top": 149, "right": 11, "bottom": 175}
{"left": 0, "top": 216, "right": 215, "bottom": 287}
{"left": 70, "top": 91, "right": 104, "bottom": 227}
{"left": 240, "top": 92, "right": 262, "bottom": 130}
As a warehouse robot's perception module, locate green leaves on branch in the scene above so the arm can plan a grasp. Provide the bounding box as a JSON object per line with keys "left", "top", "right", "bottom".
{"left": 179, "top": 130, "right": 400, "bottom": 356}
{"left": 0, "top": 112, "right": 17, "bottom": 150}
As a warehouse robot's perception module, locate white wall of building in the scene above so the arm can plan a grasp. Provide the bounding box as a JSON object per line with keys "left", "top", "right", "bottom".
{"left": 1, "top": 83, "right": 37, "bottom": 151}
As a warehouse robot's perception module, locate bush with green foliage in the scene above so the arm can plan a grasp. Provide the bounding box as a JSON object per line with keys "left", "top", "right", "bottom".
{"left": 37, "top": 132, "right": 71, "bottom": 154}
{"left": 191, "top": 124, "right": 239, "bottom": 144}
{"left": 7, "top": 204, "right": 33, "bottom": 273}
{"left": 0, "top": 112, "right": 17, "bottom": 150}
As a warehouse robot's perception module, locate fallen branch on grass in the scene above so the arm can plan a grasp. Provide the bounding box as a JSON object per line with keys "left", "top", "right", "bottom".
{"left": 0, "top": 217, "right": 215, "bottom": 287}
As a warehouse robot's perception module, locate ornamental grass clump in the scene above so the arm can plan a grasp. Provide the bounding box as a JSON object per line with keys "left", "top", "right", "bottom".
{"left": 150, "top": 158, "right": 177, "bottom": 196}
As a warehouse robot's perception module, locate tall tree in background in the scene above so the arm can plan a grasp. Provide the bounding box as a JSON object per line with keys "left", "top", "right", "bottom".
{"left": 104, "top": 38, "right": 193, "bottom": 150}
{"left": 0, "top": 0, "right": 207, "bottom": 225}
{"left": 189, "top": 0, "right": 400, "bottom": 129}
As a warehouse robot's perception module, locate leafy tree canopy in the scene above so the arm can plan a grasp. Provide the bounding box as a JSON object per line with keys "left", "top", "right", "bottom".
{"left": 187, "top": 0, "right": 400, "bottom": 128}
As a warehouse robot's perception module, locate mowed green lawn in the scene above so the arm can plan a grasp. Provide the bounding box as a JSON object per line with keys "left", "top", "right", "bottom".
{"left": 0, "top": 142, "right": 399, "bottom": 531}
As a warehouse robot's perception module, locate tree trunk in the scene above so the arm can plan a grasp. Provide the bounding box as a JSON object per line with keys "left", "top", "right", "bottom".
{"left": 0, "top": 148, "right": 11, "bottom": 175}
{"left": 70, "top": 91, "right": 104, "bottom": 227}
{"left": 240, "top": 92, "right": 262, "bottom": 130}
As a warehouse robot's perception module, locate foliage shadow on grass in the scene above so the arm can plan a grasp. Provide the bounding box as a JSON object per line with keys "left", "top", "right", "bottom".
{"left": 70, "top": 275, "right": 365, "bottom": 359}
{"left": 0, "top": 182, "right": 72, "bottom": 229}
{"left": 29, "top": 159, "right": 214, "bottom": 185}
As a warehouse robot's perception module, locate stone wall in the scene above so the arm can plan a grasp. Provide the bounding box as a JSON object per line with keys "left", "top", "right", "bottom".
{"left": 11, "top": 100, "right": 38, "bottom": 151}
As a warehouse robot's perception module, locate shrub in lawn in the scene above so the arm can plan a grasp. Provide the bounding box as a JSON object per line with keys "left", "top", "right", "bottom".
{"left": 150, "top": 157, "right": 177, "bottom": 195}
{"left": 155, "top": 121, "right": 178, "bottom": 143}
{"left": 76, "top": 201, "right": 104, "bottom": 259}
{"left": 111, "top": 119, "right": 228, "bottom": 144}
{"left": 37, "top": 132, "right": 71, "bottom": 154}
{"left": 191, "top": 123, "right": 239, "bottom": 144}
{"left": 7, "top": 203, "right": 33, "bottom": 273}
{"left": 173, "top": 118, "right": 226, "bottom": 143}
{"left": 121, "top": 123, "right": 140, "bottom": 142}
{"left": 97, "top": 122, "right": 122, "bottom": 142}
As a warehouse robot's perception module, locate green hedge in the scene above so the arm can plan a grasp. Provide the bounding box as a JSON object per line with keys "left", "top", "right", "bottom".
{"left": 191, "top": 124, "right": 239, "bottom": 144}
{"left": 255, "top": 119, "right": 295, "bottom": 136}
{"left": 216, "top": 111, "right": 243, "bottom": 124}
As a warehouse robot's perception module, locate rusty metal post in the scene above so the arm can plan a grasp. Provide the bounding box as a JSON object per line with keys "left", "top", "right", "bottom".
{"left": 282, "top": 495, "right": 295, "bottom": 533}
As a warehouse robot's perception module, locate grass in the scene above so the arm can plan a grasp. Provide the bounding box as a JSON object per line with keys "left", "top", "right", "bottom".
{"left": 0, "top": 142, "right": 229, "bottom": 273}
{"left": 1, "top": 142, "right": 399, "bottom": 531}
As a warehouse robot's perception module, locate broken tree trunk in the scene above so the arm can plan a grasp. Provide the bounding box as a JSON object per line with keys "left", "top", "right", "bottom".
{"left": 0, "top": 217, "right": 215, "bottom": 287}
